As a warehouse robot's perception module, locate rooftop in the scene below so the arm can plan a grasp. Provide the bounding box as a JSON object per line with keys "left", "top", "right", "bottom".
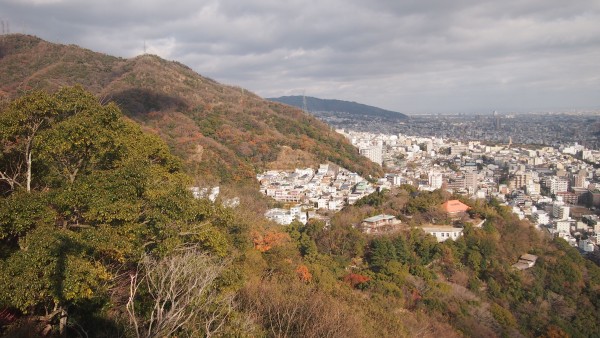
{"left": 363, "top": 214, "right": 397, "bottom": 223}
{"left": 520, "top": 254, "right": 538, "bottom": 262}
{"left": 441, "top": 200, "right": 470, "bottom": 213}
{"left": 421, "top": 226, "right": 464, "bottom": 233}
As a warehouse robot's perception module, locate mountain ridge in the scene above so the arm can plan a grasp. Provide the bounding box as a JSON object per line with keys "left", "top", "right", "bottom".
{"left": 268, "top": 95, "right": 408, "bottom": 119}
{"left": 0, "top": 34, "right": 383, "bottom": 183}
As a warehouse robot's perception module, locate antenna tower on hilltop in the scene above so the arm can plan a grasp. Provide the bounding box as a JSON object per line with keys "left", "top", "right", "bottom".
{"left": 1, "top": 20, "right": 8, "bottom": 34}
{"left": 302, "top": 91, "right": 308, "bottom": 113}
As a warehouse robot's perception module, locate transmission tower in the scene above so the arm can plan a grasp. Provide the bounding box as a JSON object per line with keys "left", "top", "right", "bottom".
{"left": 0, "top": 20, "right": 7, "bottom": 35}
{"left": 302, "top": 91, "right": 308, "bottom": 113}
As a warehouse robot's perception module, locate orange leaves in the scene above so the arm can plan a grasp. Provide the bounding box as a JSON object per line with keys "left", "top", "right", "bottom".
{"left": 296, "top": 264, "right": 312, "bottom": 283}
{"left": 252, "top": 231, "right": 289, "bottom": 252}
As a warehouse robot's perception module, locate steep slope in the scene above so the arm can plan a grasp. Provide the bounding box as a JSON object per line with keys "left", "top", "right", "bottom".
{"left": 0, "top": 34, "right": 383, "bottom": 183}
{"left": 269, "top": 95, "right": 408, "bottom": 119}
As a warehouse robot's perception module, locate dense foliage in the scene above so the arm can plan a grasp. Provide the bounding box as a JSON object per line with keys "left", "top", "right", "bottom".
{"left": 0, "top": 87, "right": 244, "bottom": 336}
{"left": 295, "top": 189, "right": 600, "bottom": 337}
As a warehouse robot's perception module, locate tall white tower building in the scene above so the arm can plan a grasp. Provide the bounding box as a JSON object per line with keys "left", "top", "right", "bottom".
{"left": 428, "top": 171, "right": 443, "bottom": 190}
{"left": 359, "top": 145, "right": 383, "bottom": 166}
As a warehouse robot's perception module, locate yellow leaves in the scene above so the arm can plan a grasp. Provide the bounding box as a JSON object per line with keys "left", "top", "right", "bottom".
{"left": 63, "top": 255, "right": 111, "bottom": 302}
{"left": 190, "top": 226, "right": 229, "bottom": 257}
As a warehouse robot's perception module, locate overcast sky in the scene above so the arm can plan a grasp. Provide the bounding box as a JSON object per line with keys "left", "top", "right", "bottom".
{"left": 2, "top": 0, "right": 600, "bottom": 114}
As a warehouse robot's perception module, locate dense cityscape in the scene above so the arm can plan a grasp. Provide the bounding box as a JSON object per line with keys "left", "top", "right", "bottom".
{"left": 312, "top": 111, "right": 600, "bottom": 150}
{"left": 258, "top": 126, "right": 600, "bottom": 258}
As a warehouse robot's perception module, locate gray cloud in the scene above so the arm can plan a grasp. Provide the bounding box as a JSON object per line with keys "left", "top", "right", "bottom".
{"left": 2, "top": 0, "right": 600, "bottom": 113}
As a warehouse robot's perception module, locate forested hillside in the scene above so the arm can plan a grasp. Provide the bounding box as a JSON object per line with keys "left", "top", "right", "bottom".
{"left": 0, "top": 34, "right": 382, "bottom": 183}
{"left": 268, "top": 95, "right": 408, "bottom": 119}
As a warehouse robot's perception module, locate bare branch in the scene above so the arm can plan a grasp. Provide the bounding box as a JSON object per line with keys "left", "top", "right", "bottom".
{"left": 126, "top": 248, "right": 231, "bottom": 337}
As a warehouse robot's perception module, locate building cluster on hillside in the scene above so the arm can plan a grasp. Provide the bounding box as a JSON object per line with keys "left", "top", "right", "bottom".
{"left": 189, "top": 186, "right": 240, "bottom": 208}
{"left": 257, "top": 164, "right": 375, "bottom": 225}
{"left": 358, "top": 199, "right": 472, "bottom": 241}
{"left": 338, "top": 129, "right": 600, "bottom": 252}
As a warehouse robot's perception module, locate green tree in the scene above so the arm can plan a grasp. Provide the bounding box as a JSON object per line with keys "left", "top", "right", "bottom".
{"left": 368, "top": 238, "right": 397, "bottom": 272}
{"left": 0, "top": 90, "right": 58, "bottom": 192}
{"left": 0, "top": 87, "right": 231, "bottom": 335}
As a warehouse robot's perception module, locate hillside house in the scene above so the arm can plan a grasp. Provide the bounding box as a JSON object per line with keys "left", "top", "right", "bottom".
{"left": 361, "top": 214, "right": 400, "bottom": 234}
{"left": 421, "top": 226, "right": 463, "bottom": 242}
{"left": 512, "top": 254, "right": 538, "bottom": 270}
{"left": 441, "top": 199, "right": 470, "bottom": 219}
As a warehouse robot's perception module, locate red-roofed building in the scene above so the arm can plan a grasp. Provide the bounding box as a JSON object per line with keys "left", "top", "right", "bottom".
{"left": 441, "top": 200, "right": 470, "bottom": 219}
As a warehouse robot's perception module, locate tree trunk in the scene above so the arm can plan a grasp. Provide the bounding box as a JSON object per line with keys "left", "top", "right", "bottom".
{"left": 59, "top": 307, "right": 67, "bottom": 337}
{"left": 26, "top": 151, "right": 32, "bottom": 193}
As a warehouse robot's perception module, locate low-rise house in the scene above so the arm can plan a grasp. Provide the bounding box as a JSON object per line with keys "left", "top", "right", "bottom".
{"left": 421, "top": 226, "right": 463, "bottom": 242}
{"left": 328, "top": 199, "right": 344, "bottom": 211}
{"left": 441, "top": 199, "right": 470, "bottom": 219}
{"left": 512, "top": 254, "right": 538, "bottom": 270}
{"left": 579, "top": 239, "right": 595, "bottom": 252}
{"left": 347, "top": 193, "right": 363, "bottom": 205}
{"left": 264, "top": 208, "right": 294, "bottom": 225}
{"left": 361, "top": 214, "right": 400, "bottom": 234}
{"left": 264, "top": 206, "right": 307, "bottom": 225}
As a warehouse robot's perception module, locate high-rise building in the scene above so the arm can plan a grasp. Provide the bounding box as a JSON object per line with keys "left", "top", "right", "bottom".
{"left": 464, "top": 171, "right": 478, "bottom": 193}
{"left": 428, "top": 171, "right": 443, "bottom": 190}
{"left": 549, "top": 177, "right": 569, "bottom": 194}
{"left": 492, "top": 110, "right": 501, "bottom": 130}
{"left": 552, "top": 200, "right": 570, "bottom": 220}
{"left": 510, "top": 171, "right": 531, "bottom": 190}
{"left": 359, "top": 145, "right": 383, "bottom": 166}
{"left": 573, "top": 169, "right": 587, "bottom": 188}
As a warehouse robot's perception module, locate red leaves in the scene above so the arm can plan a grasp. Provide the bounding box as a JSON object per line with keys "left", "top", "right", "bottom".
{"left": 343, "top": 273, "right": 370, "bottom": 288}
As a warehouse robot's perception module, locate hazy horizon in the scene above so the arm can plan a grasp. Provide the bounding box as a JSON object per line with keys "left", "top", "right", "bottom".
{"left": 2, "top": 0, "right": 600, "bottom": 114}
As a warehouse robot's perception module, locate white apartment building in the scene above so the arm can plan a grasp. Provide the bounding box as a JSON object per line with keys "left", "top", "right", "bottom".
{"left": 548, "top": 177, "right": 569, "bottom": 194}
{"left": 525, "top": 180, "right": 540, "bottom": 195}
{"left": 386, "top": 173, "right": 404, "bottom": 186}
{"left": 532, "top": 210, "right": 550, "bottom": 225}
{"left": 359, "top": 145, "right": 383, "bottom": 165}
{"left": 556, "top": 220, "right": 571, "bottom": 234}
{"left": 428, "top": 171, "right": 443, "bottom": 190}
{"left": 552, "top": 201, "right": 570, "bottom": 220}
